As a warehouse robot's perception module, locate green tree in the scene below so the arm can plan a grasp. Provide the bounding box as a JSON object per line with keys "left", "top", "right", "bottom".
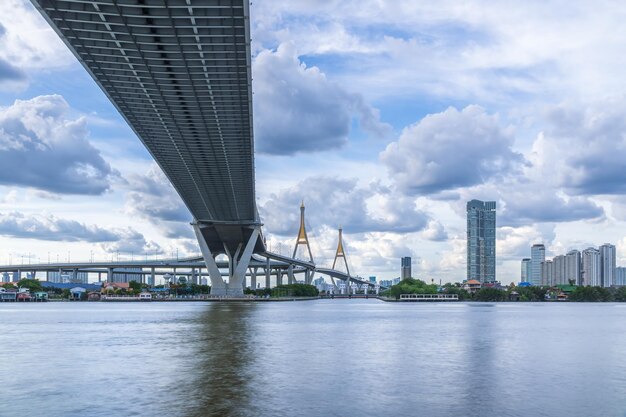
{"left": 614, "top": 286, "right": 626, "bottom": 302}
{"left": 474, "top": 287, "right": 507, "bottom": 302}
{"left": 17, "top": 278, "right": 43, "bottom": 293}
{"left": 128, "top": 280, "right": 142, "bottom": 294}
{"left": 271, "top": 284, "right": 319, "bottom": 297}
{"left": 569, "top": 286, "right": 613, "bottom": 302}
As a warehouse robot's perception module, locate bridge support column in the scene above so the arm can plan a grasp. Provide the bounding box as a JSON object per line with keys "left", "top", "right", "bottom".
{"left": 150, "top": 268, "right": 156, "bottom": 287}
{"left": 287, "top": 264, "right": 294, "bottom": 285}
{"left": 107, "top": 267, "right": 113, "bottom": 283}
{"left": 194, "top": 224, "right": 260, "bottom": 297}
{"left": 277, "top": 269, "right": 283, "bottom": 286}
{"left": 265, "top": 258, "right": 271, "bottom": 289}
{"left": 194, "top": 224, "right": 227, "bottom": 296}
{"left": 251, "top": 267, "right": 257, "bottom": 290}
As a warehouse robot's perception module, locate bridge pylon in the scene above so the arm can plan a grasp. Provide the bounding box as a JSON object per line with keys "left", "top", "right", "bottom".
{"left": 332, "top": 226, "right": 350, "bottom": 276}
{"left": 292, "top": 201, "right": 315, "bottom": 284}
{"left": 293, "top": 201, "right": 314, "bottom": 262}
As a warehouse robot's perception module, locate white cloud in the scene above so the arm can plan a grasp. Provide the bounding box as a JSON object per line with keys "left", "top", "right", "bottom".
{"left": 381, "top": 105, "right": 524, "bottom": 195}
{"left": 0, "top": 95, "right": 117, "bottom": 195}
{"left": 253, "top": 42, "right": 391, "bottom": 155}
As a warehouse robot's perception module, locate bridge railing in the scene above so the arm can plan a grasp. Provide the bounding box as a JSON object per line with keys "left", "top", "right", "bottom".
{"left": 399, "top": 294, "right": 459, "bottom": 301}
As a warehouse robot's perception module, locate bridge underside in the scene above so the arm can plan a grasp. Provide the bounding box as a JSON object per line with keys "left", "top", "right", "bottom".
{"left": 32, "top": 0, "right": 264, "bottom": 295}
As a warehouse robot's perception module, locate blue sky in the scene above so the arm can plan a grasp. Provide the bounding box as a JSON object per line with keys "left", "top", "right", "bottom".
{"left": 1, "top": 0, "right": 626, "bottom": 283}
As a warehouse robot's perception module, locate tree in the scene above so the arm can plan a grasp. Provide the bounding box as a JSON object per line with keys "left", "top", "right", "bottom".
{"left": 17, "top": 278, "right": 43, "bottom": 293}
{"left": 614, "top": 286, "right": 626, "bottom": 302}
{"left": 569, "top": 286, "right": 613, "bottom": 302}
{"left": 474, "top": 287, "right": 507, "bottom": 302}
{"left": 128, "top": 280, "right": 142, "bottom": 294}
{"left": 387, "top": 278, "right": 438, "bottom": 300}
{"left": 272, "top": 284, "right": 319, "bottom": 297}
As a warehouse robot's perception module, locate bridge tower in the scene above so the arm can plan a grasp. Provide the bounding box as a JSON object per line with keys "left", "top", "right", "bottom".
{"left": 293, "top": 201, "right": 314, "bottom": 262}
{"left": 292, "top": 201, "right": 315, "bottom": 284}
{"left": 332, "top": 226, "right": 350, "bottom": 276}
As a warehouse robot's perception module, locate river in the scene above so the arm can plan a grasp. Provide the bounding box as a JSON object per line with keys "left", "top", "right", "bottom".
{"left": 1, "top": 300, "right": 625, "bottom": 417}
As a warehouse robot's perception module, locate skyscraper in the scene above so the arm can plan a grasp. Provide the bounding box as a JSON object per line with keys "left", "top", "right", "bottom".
{"left": 616, "top": 267, "right": 626, "bottom": 286}
{"left": 530, "top": 244, "right": 545, "bottom": 286}
{"left": 565, "top": 250, "right": 581, "bottom": 285}
{"left": 466, "top": 200, "right": 496, "bottom": 283}
{"left": 582, "top": 248, "right": 601, "bottom": 286}
{"left": 541, "top": 260, "right": 554, "bottom": 286}
{"left": 599, "top": 244, "right": 616, "bottom": 287}
{"left": 521, "top": 258, "right": 531, "bottom": 283}
{"left": 553, "top": 255, "right": 566, "bottom": 285}
{"left": 401, "top": 257, "right": 412, "bottom": 280}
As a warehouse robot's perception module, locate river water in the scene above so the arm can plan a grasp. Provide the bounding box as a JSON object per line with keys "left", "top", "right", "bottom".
{"left": 1, "top": 300, "right": 625, "bottom": 417}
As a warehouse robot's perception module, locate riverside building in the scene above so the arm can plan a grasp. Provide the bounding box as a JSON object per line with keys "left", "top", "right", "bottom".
{"left": 466, "top": 200, "right": 496, "bottom": 283}
{"left": 530, "top": 244, "right": 545, "bottom": 286}
{"left": 600, "top": 244, "right": 616, "bottom": 287}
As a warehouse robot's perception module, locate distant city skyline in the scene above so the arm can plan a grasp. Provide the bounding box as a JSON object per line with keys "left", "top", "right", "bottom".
{"left": 1, "top": 1, "right": 626, "bottom": 283}
{"left": 521, "top": 242, "right": 622, "bottom": 287}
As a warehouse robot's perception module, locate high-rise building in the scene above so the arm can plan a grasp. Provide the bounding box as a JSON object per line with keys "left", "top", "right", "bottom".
{"left": 599, "top": 244, "right": 616, "bottom": 287}
{"left": 466, "top": 200, "right": 496, "bottom": 283}
{"left": 521, "top": 258, "right": 531, "bottom": 283}
{"left": 47, "top": 270, "right": 89, "bottom": 283}
{"left": 565, "top": 250, "right": 582, "bottom": 285}
{"left": 553, "top": 255, "right": 566, "bottom": 285}
{"left": 541, "top": 260, "right": 555, "bottom": 286}
{"left": 616, "top": 267, "right": 626, "bottom": 286}
{"left": 530, "top": 244, "right": 545, "bottom": 286}
{"left": 401, "top": 257, "right": 412, "bottom": 280}
{"left": 582, "top": 248, "right": 601, "bottom": 286}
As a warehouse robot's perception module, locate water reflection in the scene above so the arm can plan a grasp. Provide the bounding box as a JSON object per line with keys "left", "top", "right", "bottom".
{"left": 181, "top": 303, "right": 259, "bottom": 417}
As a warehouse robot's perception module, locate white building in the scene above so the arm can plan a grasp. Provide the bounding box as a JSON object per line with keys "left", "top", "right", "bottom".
{"left": 554, "top": 255, "right": 566, "bottom": 285}
{"left": 616, "top": 267, "right": 626, "bottom": 286}
{"left": 582, "top": 248, "right": 601, "bottom": 287}
{"left": 541, "top": 260, "right": 554, "bottom": 286}
{"left": 521, "top": 258, "right": 531, "bottom": 283}
{"left": 531, "top": 244, "right": 545, "bottom": 286}
{"left": 565, "top": 250, "right": 581, "bottom": 285}
{"left": 599, "top": 244, "right": 616, "bottom": 288}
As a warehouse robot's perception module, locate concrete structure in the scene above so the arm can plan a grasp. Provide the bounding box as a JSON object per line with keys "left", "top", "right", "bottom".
{"left": 466, "top": 200, "right": 496, "bottom": 283}
{"left": 401, "top": 257, "right": 411, "bottom": 280}
{"left": 600, "top": 244, "right": 616, "bottom": 288}
{"left": 582, "top": 248, "right": 601, "bottom": 287}
{"left": 521, "top": 258, "right": 531, "bottom": 283}
{"left": 565, "top": 250, "right": 582, "bottom": 285}
{"left": 553, "top": 255, "right": 566, "bottom": 286}
{"left": 530, "top": 244, "right": 545, "bottom": 286}
{"left": 616, "top": 267, "right": 626, "bottom": 286}
{"left": 541, "top": 260, "right": 554, "bottom": 286}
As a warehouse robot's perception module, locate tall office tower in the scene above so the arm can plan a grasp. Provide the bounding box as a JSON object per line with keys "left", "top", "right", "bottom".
{"left": 521, "top": 258, "right": 531, "bottom": 283}
{"left": 530, "top": 244, "right": 545, "bottom": 286}
{"left": 466, "top": 200, "right": 496, "bottom": 283}
{"left": 541, "top": 260, "right": 555, "bottom": 286}
{"left": 582, "top": 248, "right": 601, "bottom": 286}
{"left": 599, "top": 244, "right": 616, "bottom": 287}
{"left": 565, "top": 250, "right": 582, "bottom": 285}
{"left": 401, "top": 257, "right": 412, "bottom": 280}
{"left": 553, "top": 255, "right": 566, "bottom": 285}
{"left": 616, "top": 267, "right": 626, "bottom": 286}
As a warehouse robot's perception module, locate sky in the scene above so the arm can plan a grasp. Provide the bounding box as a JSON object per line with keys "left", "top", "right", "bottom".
{"left": 1, "top": 0, "right": 626, "bottom": 283}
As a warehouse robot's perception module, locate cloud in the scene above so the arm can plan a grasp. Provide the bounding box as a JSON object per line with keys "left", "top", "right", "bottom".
{"left": 253, "top": 42, "right": 391, "bottom": 155}
{"left": 0, "top": 95, "right": 117, "bottom": 195}
{"left": 421, "top": 220, "right": 448, "bottom": 241}
{"left": 0, "top": 22, "right": 26, "bottom": 90}
{"left": 0, "top": 211, "right": 119, "bottom": 242}
{"left": 497, "top": 224, "right": 556, "bottom": 260}
{"left": 538, "top": 97, "right": 626, "bottom": 195}
{"left": 381, "top": 105, "right": 524, "bottom": 195}
{"left": 124, "top": 164, "right": 193, "bottom": 239}
{"left": 259, "top": 175, "right": 431, "bottom": 236}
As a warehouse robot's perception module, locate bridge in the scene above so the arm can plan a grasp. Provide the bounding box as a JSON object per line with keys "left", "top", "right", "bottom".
{"left": 18, "top": 0, "right": 383, "bottom": 295}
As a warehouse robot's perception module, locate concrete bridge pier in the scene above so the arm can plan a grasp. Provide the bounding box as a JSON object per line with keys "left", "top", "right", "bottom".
{"left": 287, "top": 265, "right": 294, "bottom": 285}
{"left": 265, "top": 258, "right": 271, "bottom": 289}
{"left": 194, "top": 223, "right": 260, "bottom": 297}
{"left": 250, "top": 267, "right": 258, "bottom": 290}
